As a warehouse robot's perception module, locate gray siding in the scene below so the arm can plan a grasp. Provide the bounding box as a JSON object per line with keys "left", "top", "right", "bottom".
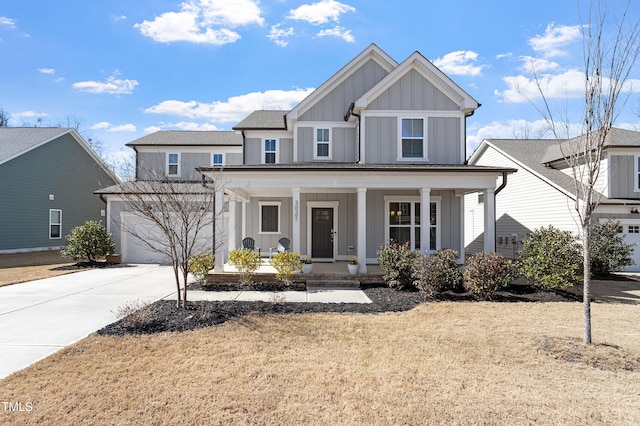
{"left": 227, "top": 153, "right": 243, "bottom": 166}
{"left": 244, "top": 138, "right": 293, "bottom": 165}
{"left": 138, "top": 151, "right": 230, "bottom": 180}
{"left": 610, "top": 155, "right": 640, "bottom": 199}
{"left": 0, "top": 134, "right": 117, "bottom": 251}
{"left": 299, "top": 59, "right": 389, "bottom": 122}
{"left": 244, "top": 197, "right": 293, "bottom": 254}
{"left": 296, "top": 127, "right": 357, "bottom": 163}
{"left": 364, "top": 117, "right": 396, "bottom": 164}
{"left": 368, "top": 69, "right": 459, "bottom": 111}
{"left": 300, "top": 193, "right": 357, "bottom": 257}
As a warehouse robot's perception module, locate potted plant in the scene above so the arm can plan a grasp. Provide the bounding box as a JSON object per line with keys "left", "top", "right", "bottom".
{"left": 301, "top": 257, "right": 313, "bottom": 274}
{"left": 347, "top": 258, "right": 359, "bottom": 274}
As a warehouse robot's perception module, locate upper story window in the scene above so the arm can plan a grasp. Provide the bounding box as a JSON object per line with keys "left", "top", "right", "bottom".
{"left": 167, "top": 153, "right": 180, "bottom": 176}
{"left": 315, "top": 128, "right": 331, "bottom": 159}
{"left": 264, "top": 139, "right": 277, "bottom": 164}
{"left": 399, "top": 118, "right": 426, "bottom": 160}
{"left": 49, "top": 209, "right": 62, "bottom": 239}
{"left": 212, "top": 153, "right": 224, "bottom": 166}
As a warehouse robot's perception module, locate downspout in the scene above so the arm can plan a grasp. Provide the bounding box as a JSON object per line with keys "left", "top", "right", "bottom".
{"left": 344, "top": 102, "right": 361, "bottom": 163}
{"left": 133, "top": 146, "right": 139, "bottom": 180}
{"left": 241, "top": 130, "right": 246, "bottom": 165}
{"left": 494, "top": 171, "right": 508, "bottom": 254}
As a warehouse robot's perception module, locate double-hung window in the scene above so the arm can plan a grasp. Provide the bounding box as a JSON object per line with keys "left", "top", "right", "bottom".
{"left": 167, "top": 153, "right": 180, "bottom": 176}
{"left": 212, "top": 153, "right": 224, "bottom": 166}
{"left": 264, "top": 139, "right": 277, "bottom": 164}
{"left": 400, "top": 118, "right": 425, "bottom": 159}
{"left": 315, "top": 128, "right": 331, "bottom": 159}
{"left": 49, "top": 209, "right": 62, "bottom": 239}
{"left": 259, "top": 202, "right": 280, "bottom": 234}
{"left": 386, "top": 197, "right": 439, "bottom": 252}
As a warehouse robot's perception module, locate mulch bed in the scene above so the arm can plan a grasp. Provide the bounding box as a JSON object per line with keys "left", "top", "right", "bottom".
{"left": 98, "top": 282, "right": 577, "bottom": 337}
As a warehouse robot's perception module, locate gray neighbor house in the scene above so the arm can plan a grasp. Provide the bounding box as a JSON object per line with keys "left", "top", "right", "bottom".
{"left": 99, "top": 44, "right": 513, "bottom": 270}
{"left": 0, "top": 127, "right": 119, "bottom": 253}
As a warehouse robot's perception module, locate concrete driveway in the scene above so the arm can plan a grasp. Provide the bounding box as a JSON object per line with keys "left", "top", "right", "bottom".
{"left": 0, "top": 265, "right": 176, "bottom": 379}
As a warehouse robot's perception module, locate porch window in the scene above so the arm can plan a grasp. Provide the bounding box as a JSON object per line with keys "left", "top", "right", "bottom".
{"left": 400, "top": 118, "right": 425, "bottom": 159}
{"left": 259, "top": 202, "right": 280, "bottom": 234}
{"left": 264, "top": 139, "right": 277, "bottom": 164}
{"left": 49, "top": 209, "right": 62, "bottom": 239}
{"left": 212, "top": 153, "right": 224, "bottom": 166}
{"left": 386, "top": 199, "right": 439, "bottom": 251}
{"left": 315, "top": 128, "right": 331, "bottom": 159}
{"left": 167, "top": 153, "right": 180, "bottom": 176}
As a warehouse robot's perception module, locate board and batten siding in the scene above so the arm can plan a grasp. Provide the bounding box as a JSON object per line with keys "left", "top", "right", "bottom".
{"left": 296, "top": 126, "right": 357, "bottom": 163}
{"left": 244, "top": 138, "right": 294, "bottom": 165}
{"left": 609, "top": 155, "right": 640, "bottom": 199}
{"left": 299, "top": 58, "right": 389, "bottom": 122}
{"left": 137, "top": 150, "right": 243, "bottom": 180}
{"left": 466, "top": 145, "right": 581, "bottom": 258}
{"left": 0, "top": 133, "right": 116, "bottom": 251}
{"left": 244, "top": 197, "right": 293, "bottom": 254}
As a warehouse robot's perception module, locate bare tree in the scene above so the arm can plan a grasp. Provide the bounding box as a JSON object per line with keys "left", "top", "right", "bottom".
{"left": 114, "top": 173, "right": 226, "bottom": 308}
{"left": 0, "top": 108, "right": 10, "bottom": 126}
{"left": 528, "top": 0, "right": 640, "bottom": 344}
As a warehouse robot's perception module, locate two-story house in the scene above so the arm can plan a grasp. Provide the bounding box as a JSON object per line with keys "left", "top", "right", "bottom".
{"left": 465, "top": 127, "right": 640, "bottom": 271}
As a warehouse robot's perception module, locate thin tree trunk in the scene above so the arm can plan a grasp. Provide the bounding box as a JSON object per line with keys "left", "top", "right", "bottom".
{"left": 582, "top": 224, "right": 592, "bottom": 344}
{"left": 173, "top": 263, "right": 182, "bottom": 308}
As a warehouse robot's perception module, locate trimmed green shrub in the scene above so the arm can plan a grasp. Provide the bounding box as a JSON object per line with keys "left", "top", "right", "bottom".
{"left": 188, "top": 252, "right": 215, "bottom": 284}
{"left": 228, "top": 248, "right": 262, "bottom": 284}
{"left": 590, "top": 220, "right": 635, "bottom": 276}
{"left": 518, "top": 226, "right": 582, "bottom": 290}
{"left": 377, "top": 242, "right": 418, "bottom": 290}
{"left": 61, "top": 220, "right": 116, "bottom": 263}
{"left": 270, "top": 251, "right": 302, "bottom": 284}
{"left": 412, "top": 249, "right": 462, "bottom": 296}
{"left": 463, "top": 252, "right": 515, "bottom": 300}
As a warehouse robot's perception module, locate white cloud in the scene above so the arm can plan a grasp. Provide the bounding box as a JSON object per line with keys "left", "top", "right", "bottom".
{"left": 112, "top": 15, "right": 127, "bottom": 22}
{"left": 173, "top": 122, "right": 222, "bottom": 131}
{"left": 38, "top": 68, "right": 56, "bottom": 75}
{"left": 108, "top": 124, "right": 136, "bottom": 132}
{"left": 432, "top": 51, "right": 485, "bottom": 77}
{"left": 144, "top": 126, "right": 162, "bottom": 134}
{"left": 73, "top": 74, "right": 139, "bottom": 95}
{"left": 0, "top": 17, "right": 16, "bottom": 28}
{"left": 288, "top": 0, "right": 355, "bottom": 25}
{"left": 144, "top": 88, "right": 315, "bottom": 122}
{"left": 13, "top": 111, "right": 48, "bottom": 119}
{"left": 518, "top": 56, "right": 559, "bottom": 74}
{"left": 529, "top": 23, "right": 583, "bottom": 58}
{"left": 91, "top": 121, "right": 111, "bottom": 130}
{"left": 495, "top": 69, "right": 586, "bottom": 103}
{"left": 316, "top": 25, "right": 354, "bottom": 43}
{"left": 135, "top": 0, "right": 263, "bottom": 44}
{"left": 467, "top": 119, "right": 553, "bottom": 153}
{"left": 269, "top": 24, "right": 294, "bottom": 47}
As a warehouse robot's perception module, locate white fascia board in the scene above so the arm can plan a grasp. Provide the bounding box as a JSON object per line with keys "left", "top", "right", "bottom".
{"left": 135, "top": 145, "right": 243, "bottom": 154}
{"left": 241, "top": 130, "right": 293, "bottom": 139}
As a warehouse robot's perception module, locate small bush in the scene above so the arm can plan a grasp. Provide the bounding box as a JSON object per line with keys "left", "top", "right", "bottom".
{"left": 61, "top": 220, "right": 116, "bottom": 263}
{"left": 112, "top": 299, "right": 156, "bottom": 329}
{"left": 188, "top": 252, "right": 215, "bottom": 284}
{"left": 518, "top": 226, "right": 582, "bottom": 290}
{"left": 377, "top": 242, "right": 418, "bottom": 290}
{"left": 228, "top": 248, "right": 262, "bottom": 284}
{"left": 270, "top": 251, "right": 302, "bottom": 285}
{"left": 412, "top": 249, "right": 462, "bottom": 296}
{"left": 463, "top": 252, "right": 515, "bottom": 300}
{"left": 590, "top": 220, "right": 635, "bottom": 276}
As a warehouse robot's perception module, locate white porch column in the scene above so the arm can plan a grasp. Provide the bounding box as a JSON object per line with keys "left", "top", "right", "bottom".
{"left": 483, "top": 188, "right": 496, "bottom": 252}
{"left": 228, "top": 198, "right": 237, "bottom": 252}
{"left": 357, "top": 188, "right": 367, "bottom": 273}
{"left": 214, "top": 188, "right": 225, "bottom": 272}
{"left": 292, "top": 188, "right": 301, "bottom": 254}
{"left": 421, "top": 188, "right": 431, "bottom": 255}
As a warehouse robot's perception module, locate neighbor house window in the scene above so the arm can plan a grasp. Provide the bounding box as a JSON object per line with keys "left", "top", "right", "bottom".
{"left": 386, "top": 197, "right": 439, "bottom": 251}
{"left": 629, "top": 225, "right": 640, "bottom": 234}
{"left": 264, "top": 139, "right": 277, "bottom": 164}
{"left": 212, "top": 153, "right": 224, "bottom": 166}
{"left": 167, "top": 153, "right": 180, "bottom": 176}
{"left": 400, "top": 118, "right": 425, "bottom": 159}
{"left": 259, "top": 202, "right": 280, "bottom": 234}
{"left": 49, "top": 209, "right": 62, "bottom": 239}
{"left": 315, "top": 128, "right": 331, "bottom": 159}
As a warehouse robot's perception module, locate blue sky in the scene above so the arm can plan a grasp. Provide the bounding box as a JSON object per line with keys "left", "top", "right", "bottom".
{"left": 1, "top": 0, "right": 639, "bottom": 164}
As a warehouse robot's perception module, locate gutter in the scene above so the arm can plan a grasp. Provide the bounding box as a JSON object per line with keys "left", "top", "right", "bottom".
{"left": 344, "top": 102, "right": 361, "bottom": 163}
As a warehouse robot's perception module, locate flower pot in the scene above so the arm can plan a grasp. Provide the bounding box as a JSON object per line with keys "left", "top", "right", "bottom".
{"left": 302, "top": 263, "right": 313, "bottom": 274}
{"left": 348, "top": 263, "right": 359, "bottom": 275}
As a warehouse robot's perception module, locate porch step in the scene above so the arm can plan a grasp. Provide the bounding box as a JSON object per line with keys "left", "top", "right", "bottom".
{"left": 306, "top": 279, "right": 360, "bottom": 288}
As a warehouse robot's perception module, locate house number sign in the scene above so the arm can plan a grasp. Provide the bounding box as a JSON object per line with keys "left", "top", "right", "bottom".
{"left": 294, "top": 200, "right": 299, "bottom": 221}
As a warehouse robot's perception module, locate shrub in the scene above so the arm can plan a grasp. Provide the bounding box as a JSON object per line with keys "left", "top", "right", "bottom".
{"left": 463, "top": 252, "right": 515, "bottom": 300}
{"left": 590, "top": 220, "right": 635, "bottom": 276}
{"left": 61, "top": 220, "right": 116, "bottom": 263}
{"left": 412, "top": 249, "right": 462, "bottom": 296}
{"left": 228, "top": 248, "right": 262, "bottom": 284}
{"left": 377, "top": 242, "right": 418, "bottom": 290}
{"left": 188, "top": 252, "right": 215, "bottom": 284}
{"left": 270, "top": 251, "right": 302, "bottom": 285}
{"left": 518, "top": 226, "right": 582, "bottom": 290}
{"left": 112, "top": 299, "right": 156, "bottom": 329}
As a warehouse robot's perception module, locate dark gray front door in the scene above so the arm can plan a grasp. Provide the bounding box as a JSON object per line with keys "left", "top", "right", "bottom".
{"left": 312, "top": 208, "right": 333, "bottom": 258}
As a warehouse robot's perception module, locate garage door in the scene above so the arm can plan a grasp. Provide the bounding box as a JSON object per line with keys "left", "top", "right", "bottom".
{"left": 618, "top": 221, "right": 640, "bottom": 272}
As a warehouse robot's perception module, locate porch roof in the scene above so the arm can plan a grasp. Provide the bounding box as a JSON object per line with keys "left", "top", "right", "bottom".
{"left": 198, "top": 162, "right": 515, "bottom": 173}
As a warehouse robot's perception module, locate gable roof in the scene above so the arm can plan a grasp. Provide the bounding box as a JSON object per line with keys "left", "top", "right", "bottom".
{"left": 354, "top": 50, "right": 479, "bottom": 115}
{"left": 233, "top": 110, "right": 288, "bottom": 130}
{"left": 126, "top": 130, "right": 242, "bottom": 147}
{"left": 287, "top": 43, "right": 398, "bottom": 120}
{"left": 541, "top": 127, "right": 640, "bottom": 164}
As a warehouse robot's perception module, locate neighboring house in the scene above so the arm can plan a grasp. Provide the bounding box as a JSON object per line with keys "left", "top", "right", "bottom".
{"left": 0, "top": 127, "right": 119, "bottom": 253}
{"left": 465, "top": 127, "right": 640, "bottom": 271}
{"left": 99, "top": 44, "right": 513, "bottom": 269}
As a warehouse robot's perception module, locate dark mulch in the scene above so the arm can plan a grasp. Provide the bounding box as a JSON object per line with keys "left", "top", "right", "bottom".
{"left": 99, "top": 282, "right": 577, "bottom": 337}
{"left": 52, "top": 261, "right": 119, "bottom": 271}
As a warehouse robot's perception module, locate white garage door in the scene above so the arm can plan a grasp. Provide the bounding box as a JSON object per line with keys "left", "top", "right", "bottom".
{"left": 617, "top": 220, "right": 640, "bottom": 272}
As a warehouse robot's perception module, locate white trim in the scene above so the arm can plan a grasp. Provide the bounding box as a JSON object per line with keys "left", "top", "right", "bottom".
{"left": 383, "top": 196, "right": 441, "bottom": 252}
{"left": 258, "top": 201, "right": 281, "bottom": 234}
{"left": 0, "top": 246, "right": 65, "bottom": 254}
{"left": 313, "top": 127, "right": 332, "bottom": 160}
{"left": 135, "top": 146, "right": 242, "bottom": 154}
{"left": 262, "top": 138, "right": 279, "bottom": 164}
{"left": 212, "top": 153, "right": 225, "bottom": 166}
{"left": 397, "top": 116, "right": 428, "bottom": 161}
{"left": 166, "top": 152, "right": 180, "bottom": 177}
{"left": 306, "top": 201, "right": 339, "bottom": 260}
{"left": 49, "top": 209, "right": 62, "bottom": 239}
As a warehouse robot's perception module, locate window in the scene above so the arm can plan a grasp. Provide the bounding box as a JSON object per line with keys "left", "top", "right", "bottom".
{"left": 315, "top": 128, "right": 331, "bottom": 159}
{"left": 478, "top": 193, "right": 485, "bottom": 204}
{"left": 212, "top": 153, "right": 224, "bottom": 166}
{"left": 49, "top": 209, "right": 62, "bottom": 239}
{"left": 264, "top": 139, "right": 277, "bottom": 164}
{"left": 386, "top": 198, "right": 439, "bottom": 251}
{"left": 259, "top": 202, "right": 280, "bottom": 234}
{"left": 167, "top": 153, "right": 180, "bottom": 176}
{"left": 400, "top": 118, "right": 425, "bottom": 159}
{"left": 629, "top": 225, "right": 640, "bottom": 234}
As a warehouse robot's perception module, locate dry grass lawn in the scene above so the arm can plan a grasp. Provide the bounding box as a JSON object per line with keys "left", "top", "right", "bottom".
{"left": 0, "top": 251, "right": 77, "bottom": 287}
{"left": 2, "top": 298, "right": 639, "bottom": 424}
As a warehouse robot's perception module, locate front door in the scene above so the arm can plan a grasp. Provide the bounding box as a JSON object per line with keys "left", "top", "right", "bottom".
{"left": 312, "top": 208, "right": 334, "bottom": 258}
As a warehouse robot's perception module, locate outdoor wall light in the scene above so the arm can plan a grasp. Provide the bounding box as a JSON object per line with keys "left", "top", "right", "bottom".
{"left": 631, "top": 208, "right": 639, "bottom": 214}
